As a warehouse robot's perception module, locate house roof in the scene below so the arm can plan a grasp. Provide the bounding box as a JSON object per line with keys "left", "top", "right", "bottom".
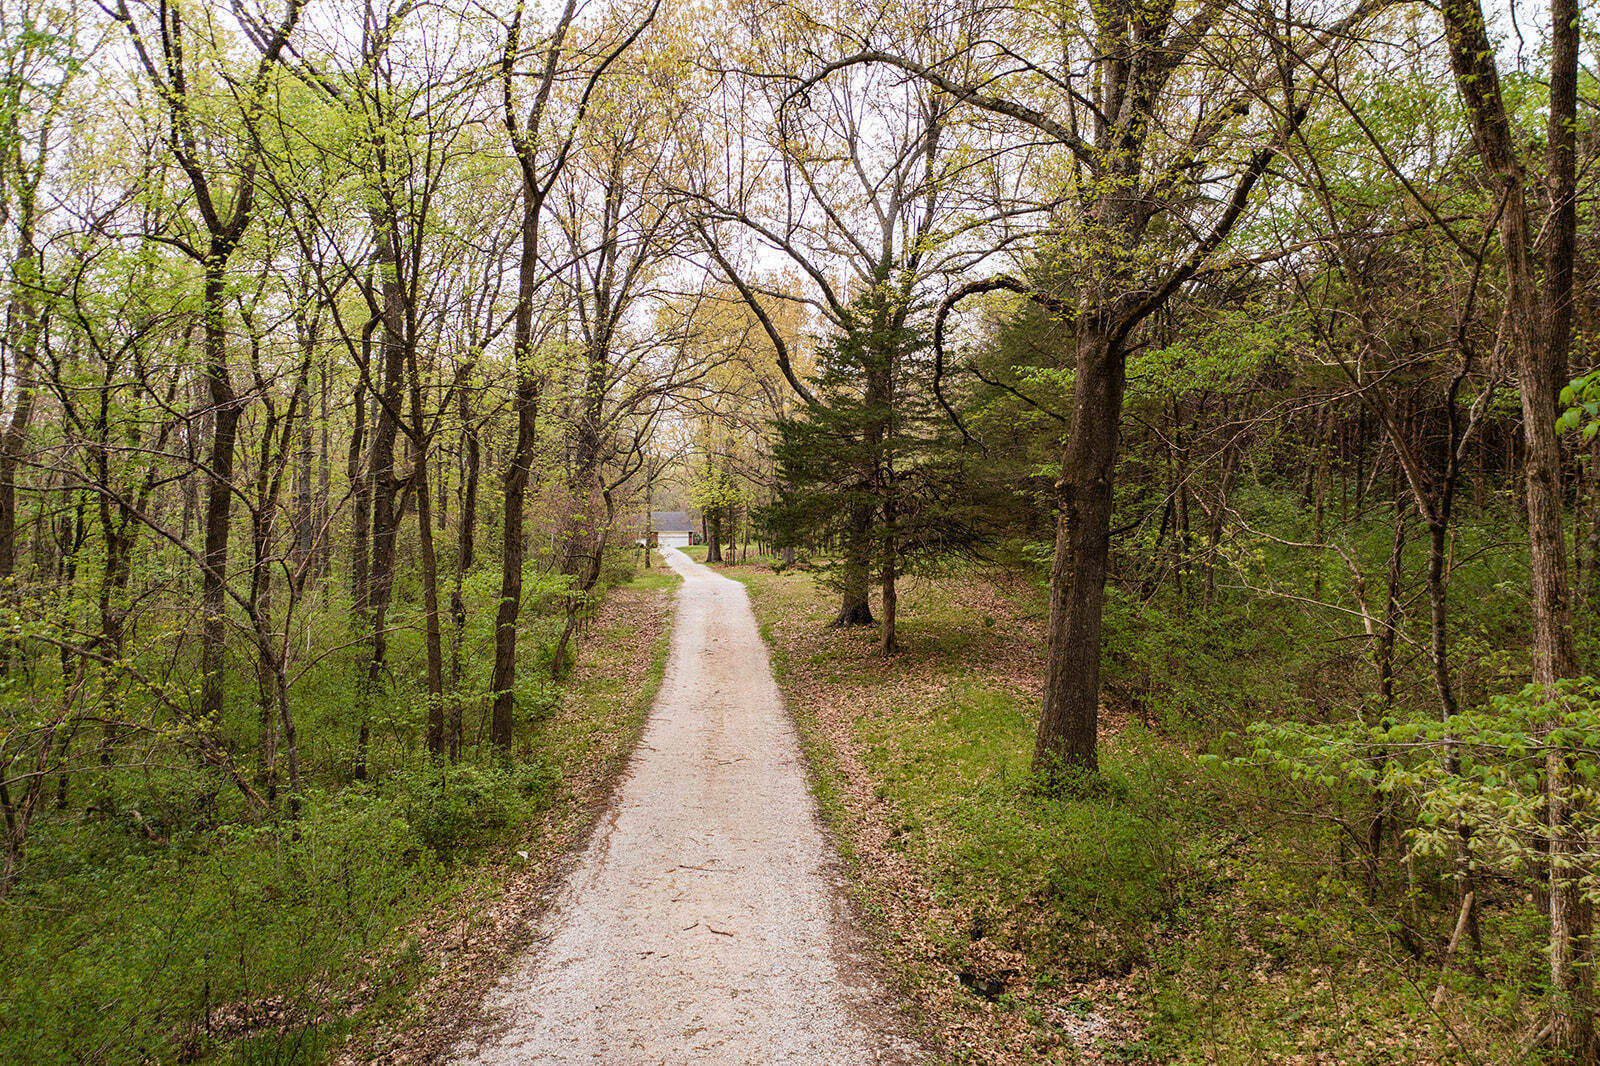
{"left": 650, "top": 510, "right": 694, "bottom": 532}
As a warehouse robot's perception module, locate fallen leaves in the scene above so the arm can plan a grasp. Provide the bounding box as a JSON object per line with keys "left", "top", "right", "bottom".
{"left": 744, "top": 567, "right": 1145, "bottom": 1065}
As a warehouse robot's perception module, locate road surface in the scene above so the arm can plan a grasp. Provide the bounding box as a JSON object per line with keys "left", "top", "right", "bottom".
{"left": 451, "top": 548, "right": 916, "bottom": 1065}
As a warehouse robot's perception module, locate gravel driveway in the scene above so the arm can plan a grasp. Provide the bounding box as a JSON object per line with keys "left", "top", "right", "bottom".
{"left": 450, "top": 548, "right": 918, "bottom": 1065}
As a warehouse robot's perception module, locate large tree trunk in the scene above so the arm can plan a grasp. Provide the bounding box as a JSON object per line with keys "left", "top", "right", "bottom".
{"left": 1441, "top": 0, "right": 1589, "bottom": 1056}
{"left": 1541, "top": 0, "right": 1591, "bottom": 1047}
{"left": 199, "top": 265, "right": 241, "bottom": 724}
{"left": 491, "top": 193, "right": 543, "bottom": 755}
{"left": 1034, "top": 320, "right": 1125, "bottom": 774}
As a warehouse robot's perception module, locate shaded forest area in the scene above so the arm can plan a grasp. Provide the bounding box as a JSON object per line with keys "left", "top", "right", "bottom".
{"left": 0, "top": 0, "right": 1597, "bottom": 1060}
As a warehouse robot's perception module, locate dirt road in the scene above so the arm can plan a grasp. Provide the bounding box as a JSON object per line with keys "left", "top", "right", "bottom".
{"left": 451, "top": 549, "right": 917, "bottom": 1065}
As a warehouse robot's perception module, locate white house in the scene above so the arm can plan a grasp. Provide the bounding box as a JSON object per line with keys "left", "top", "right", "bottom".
{"left": 649, "top": 510, "right": 695, "bottom": 549}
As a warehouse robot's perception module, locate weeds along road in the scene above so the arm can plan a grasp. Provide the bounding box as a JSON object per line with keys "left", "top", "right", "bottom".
{"left": 451, "top": 548, "right": 917, "bottom": 1065}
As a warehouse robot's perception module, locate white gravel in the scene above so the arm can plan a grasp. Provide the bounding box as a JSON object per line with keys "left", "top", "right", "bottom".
{"left": 451, "top": 549, "right": 918, "bottom": 1065}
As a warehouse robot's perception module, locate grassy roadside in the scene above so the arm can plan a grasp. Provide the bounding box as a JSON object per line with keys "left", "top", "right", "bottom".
{"left": 735, "top": 564, "right": 1131, "bottom": 1064}
{"left": 730, "top": 559, "right": 1531, "bottom": 1066}
{"left": 0, "top": 568, "right": 680, "bottom": 1066}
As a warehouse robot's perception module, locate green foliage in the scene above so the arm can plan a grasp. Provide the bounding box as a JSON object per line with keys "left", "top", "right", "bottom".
{"left": 690, "top": 467, "right": 742, "bottom": 514}
{"left": 388, "top": 762, "right": 559, "bottom": 857}
{"left": 1559, "top": 369, "right": 1600, "bottom": 441}
{"left": 1099, "top": 587, "right": 1315, "bottom": 742}
{"left": 1240, "top": 678, "right": 1600, "bottom": 898}
{"left": 0, "top": 543, "right": 667, "bottom": 1063}
{"left": 762, "top": 289, "right": 1006, "bottom": 577}
{"left": 1, "top": 786, "right": 444, "bottom": 1064}
{"left": 1126, "top": 305, "right": 1303, "bottom": 404}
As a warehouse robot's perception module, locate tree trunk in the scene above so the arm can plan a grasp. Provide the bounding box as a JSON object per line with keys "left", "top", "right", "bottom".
{"left": 357, "top": 228, "right": 408, "bottom": 779}
{"left": 409, "top": 349, "right": 445, "bottom": 759}
{"left": 553, "top": 484, "right": 613, "bottom": 681}
{"left": 292, "top": 315, "right": 316, "bottom": 593}
{"left": 317, "top": 353, "right": 332, "bottom": 578}
{"left": 1366, "top": 505, "right": 1406, "bottom": 899}
{"left": 1441, "top": 0, "right": 1589, "bottom": 1055}
{"left": 491, "top": 190, "right": 545, "bottom": 755}
{"left": 880, "top": 490, "right": 897, "bottom": 656}
{"left": 1034, "top": 319, "right": 1125, "bottom": 775}
{"left": 199, "top": 265, "right": 240, "bottom": 725}
{"left": 706, "top": 501, "right": 724, "bottom": 564}
{"left": 0, "top": 206, "right": 39, "bottom": 630}
{"left": 831, "top": 500, "right": 874, "bottom": 626}
{"left": 347, "top": 365, "right": 369, "bottom": 607}
{"left": 449, "top": 371, "right": 479, "bottom": 761}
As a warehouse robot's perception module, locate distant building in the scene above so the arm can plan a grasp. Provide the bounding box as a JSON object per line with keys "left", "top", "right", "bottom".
{"left": 648, "top": 511, "right": 695, "bottom": 549}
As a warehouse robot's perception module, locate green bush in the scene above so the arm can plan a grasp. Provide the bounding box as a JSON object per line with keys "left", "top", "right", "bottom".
{"left": 0, "top": 761, "right": 569, "bottom": 1063}
{"left": 390, "top": 762, "right": 559, "bottom": 856}
{"left": 1, "top": 784, "right": 444, "bottom": 1064}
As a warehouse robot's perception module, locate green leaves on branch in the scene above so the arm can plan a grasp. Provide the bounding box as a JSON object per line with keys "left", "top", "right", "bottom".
{"left": 1558, "top": 370, "right": 1600, "bottom": 442}
{"left": 1233, "top": 678, "right": 1600, "bottom": 893}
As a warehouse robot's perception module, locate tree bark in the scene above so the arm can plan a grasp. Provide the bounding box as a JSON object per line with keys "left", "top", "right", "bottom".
{"left": 409, "top": 347, "right": 445, "bottom": 759}
{"left": 0, "top": 201, "right": 40, "bottom": 621}
{"left": 449, "top": 368, "right": 480, "bottom": 760}
{"left": 491, "top": 191, "right": 543, "bottom": 755}
{"left": 199, "top": 264, "right": 241, "bottom": 724}
{"left": 706, "top": 499, "right": 724, "bottom": 564}
{"left": 880, "top": 490, "right": 897, "bottom": 655}
{"left": 1440, "top": 0, "right": 1589, "bottom": 1055}
{"left": 358, "top": 218, "right": 409, "bottom": 777}
{"left": 1035, "top": 320, "right": 1125, "bottom": 774}
{"left": 831, "top": 500, "right": 874, "bottom": 626}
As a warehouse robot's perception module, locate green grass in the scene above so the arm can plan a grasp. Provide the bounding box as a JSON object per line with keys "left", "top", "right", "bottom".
{"left": 740, "top": 565, "right": 1545, "bottom": 1065}
{"left": 858, "top": 689, "right": 1198, "bottom": 973}
{"left": 625, "top": 567, "right": 683, "bottom": 591}
{"left": 0, "top": 576, "right": 678, "bottom": 1065}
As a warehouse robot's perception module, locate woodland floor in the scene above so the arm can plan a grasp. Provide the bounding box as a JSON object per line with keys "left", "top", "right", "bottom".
{"left": 730, "top": 560, "right": 1145, "bottom": 1064}
{"left": 722, "top": 554, "right": 1501, "bottom": 1066}
{"left": 342, "top": 549, "right": 1509, "bottom": 1066}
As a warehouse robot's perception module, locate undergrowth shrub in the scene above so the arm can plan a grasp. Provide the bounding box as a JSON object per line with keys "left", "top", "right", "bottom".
{"left": 0, "top": 759, "right": 573, "bottom": 1063}
{"left": 1099, "top": 588, "right": 1319, "bottom": 743}
{"left": 2, "top": 783, "right": 445, "bottom": 1064}
{"left": 391, "top": 762, "right": 559, "bottom": 856}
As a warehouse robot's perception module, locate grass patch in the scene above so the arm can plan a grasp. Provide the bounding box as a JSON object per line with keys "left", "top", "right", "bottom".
{"left": 741, "top": 566, "right": 1543, "bottom": 1066}
{"left": 625, "top": 566, "right": 683, "bottom": 591}
{"left": 0, "top": 581, "right": 678, "bottom": 1065}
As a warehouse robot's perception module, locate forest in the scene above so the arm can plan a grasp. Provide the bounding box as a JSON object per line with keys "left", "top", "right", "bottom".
{"left": 0, "top": 0, "right": 1596, "bottom": 1060}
